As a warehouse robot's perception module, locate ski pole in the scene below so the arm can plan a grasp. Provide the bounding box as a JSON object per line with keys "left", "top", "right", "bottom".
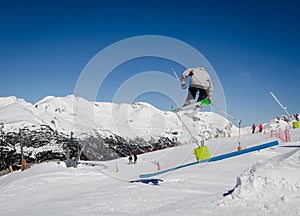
{"left": 210, "top": 102, "right": 242, "bottom": 150}
{"left": 174, "top": 111, "right": 200, "bottom": 146}
{"left": 171, "top": 68, "right": 180, "bottom": 81}
{"left": 210, "top": 102, "right": 240, "bottom": 123}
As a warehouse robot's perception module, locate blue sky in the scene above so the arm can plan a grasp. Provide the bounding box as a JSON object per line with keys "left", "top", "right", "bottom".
{"left": 0, "top": 0, "right": 299, "bottom": 126}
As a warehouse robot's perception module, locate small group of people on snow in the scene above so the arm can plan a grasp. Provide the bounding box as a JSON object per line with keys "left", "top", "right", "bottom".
{"left": 128, "top": 153, "right": 137, "bottom": 164}
{"left": 252, "top": 124, "right": 263, "bottom": 134}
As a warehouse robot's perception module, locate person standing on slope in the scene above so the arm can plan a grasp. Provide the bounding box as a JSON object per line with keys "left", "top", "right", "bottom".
{"left": 252, "top": 124, "right": 256, "bottom": 134}
{"left": 181, "top": 67, "right": 213, "bottom": 108}
{"left": 128, "top": 155, "right": 133, "bottom": 164}
{"left": 133, "top": 153, "right": 138, "bottom": 164}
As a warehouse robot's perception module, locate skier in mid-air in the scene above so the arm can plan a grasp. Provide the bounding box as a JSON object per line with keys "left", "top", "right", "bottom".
{"left": 180, "top": 67, "right": 213, "bottom": 108}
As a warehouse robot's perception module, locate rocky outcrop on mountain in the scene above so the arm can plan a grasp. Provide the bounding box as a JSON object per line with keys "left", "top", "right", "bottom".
{"left": 0, "top": 123, "right": 180, "bottom": 173}
{"left": 0, "top": 124, "right": 67, "bottom": 172}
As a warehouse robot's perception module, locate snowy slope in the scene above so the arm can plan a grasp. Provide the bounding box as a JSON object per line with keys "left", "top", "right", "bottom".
{"left": 219, "top": 148, "right": 300, "bottom": 215}
{"left": 0, "top": 95, "right": 239, "bottom": 142}
{"left": 0, "top": 130, "right": 299, "bottom": 216}
{"left": 0, "top": 96, "right": 39, "bottom": 130}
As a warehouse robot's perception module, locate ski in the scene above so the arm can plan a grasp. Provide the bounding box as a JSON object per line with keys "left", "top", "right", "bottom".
{"left": 173, "top": 98, "right": 210, "bottom": 113}
{"left": 190, "top": 104, "right": 205, "bottom": 116}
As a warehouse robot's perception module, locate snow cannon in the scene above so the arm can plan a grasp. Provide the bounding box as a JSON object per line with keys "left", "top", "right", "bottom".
{"left": 194, "top": 146, "right": 211, "bottom": 162}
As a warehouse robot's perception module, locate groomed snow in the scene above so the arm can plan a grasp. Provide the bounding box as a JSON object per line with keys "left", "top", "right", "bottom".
{"left": 1, "top": 130, "right": 299, "bottom": 216}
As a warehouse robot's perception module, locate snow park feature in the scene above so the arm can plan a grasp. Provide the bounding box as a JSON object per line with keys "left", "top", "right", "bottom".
{"left": 194, "top": 145, "right": 211, "bottom": 162}
{"left": 139, "top": 141, "right": 279, "bottom": 178}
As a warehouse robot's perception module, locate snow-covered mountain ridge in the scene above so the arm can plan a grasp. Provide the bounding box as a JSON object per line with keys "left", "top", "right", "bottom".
{"left": 0, "top": 95, "right": 238, "bottom": 142}
{"left": 0, "top": 95, "right": 241, "bottom": 172}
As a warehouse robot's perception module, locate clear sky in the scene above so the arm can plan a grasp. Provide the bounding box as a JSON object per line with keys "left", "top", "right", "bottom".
{"left": 0, "top": 0, "right": 299, "bottom": 126}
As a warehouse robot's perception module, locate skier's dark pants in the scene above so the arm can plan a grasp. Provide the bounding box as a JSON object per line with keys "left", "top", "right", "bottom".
{"left": 187, "top": 86, "right": 208, "bottom": 102}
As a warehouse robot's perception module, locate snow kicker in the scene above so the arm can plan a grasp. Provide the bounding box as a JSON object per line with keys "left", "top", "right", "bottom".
{"left": 139, "top": 140, "right": 279, "bottom": 178}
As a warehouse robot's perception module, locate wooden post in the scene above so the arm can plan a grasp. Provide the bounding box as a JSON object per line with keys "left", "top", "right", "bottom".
{"left": 9, "top": 165, "right": 13, "bottom": 173}
{"left": 157, "top": 162, "right": 161, "bottom": 171}
{"left": 23, "top": 159, "right": 27, "bottom": 171}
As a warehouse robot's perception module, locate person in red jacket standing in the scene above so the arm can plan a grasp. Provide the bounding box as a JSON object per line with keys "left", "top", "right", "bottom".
{"left": 259, "top": 124, "right": 263, "bottom": 133}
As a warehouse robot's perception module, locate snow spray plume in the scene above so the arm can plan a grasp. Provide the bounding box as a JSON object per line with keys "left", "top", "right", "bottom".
{"left": 74, "top": 35, "right": 227, "bottom": 180}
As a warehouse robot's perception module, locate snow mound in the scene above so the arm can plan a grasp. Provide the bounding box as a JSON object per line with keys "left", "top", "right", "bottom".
{"left": 220, "top": 145, "right": 300, "bottom": 214}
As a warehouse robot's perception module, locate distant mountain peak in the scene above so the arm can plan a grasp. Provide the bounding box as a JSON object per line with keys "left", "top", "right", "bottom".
{"left": 7, "top": 95, "right": 292, "bottom": 142}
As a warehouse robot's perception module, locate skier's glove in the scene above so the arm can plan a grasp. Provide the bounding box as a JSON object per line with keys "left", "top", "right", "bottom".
{"left": 181, "top": 83, "right": 187, "bottom": 89}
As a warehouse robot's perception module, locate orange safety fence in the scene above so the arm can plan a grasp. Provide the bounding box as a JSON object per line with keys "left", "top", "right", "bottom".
{"left": 269, "top": 128, "right": 290, "bottom": 142}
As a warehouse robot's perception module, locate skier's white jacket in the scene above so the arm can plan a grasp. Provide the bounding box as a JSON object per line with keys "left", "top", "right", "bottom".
{"left": 181, "top": 67, "right": 213, "bottom": 98}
